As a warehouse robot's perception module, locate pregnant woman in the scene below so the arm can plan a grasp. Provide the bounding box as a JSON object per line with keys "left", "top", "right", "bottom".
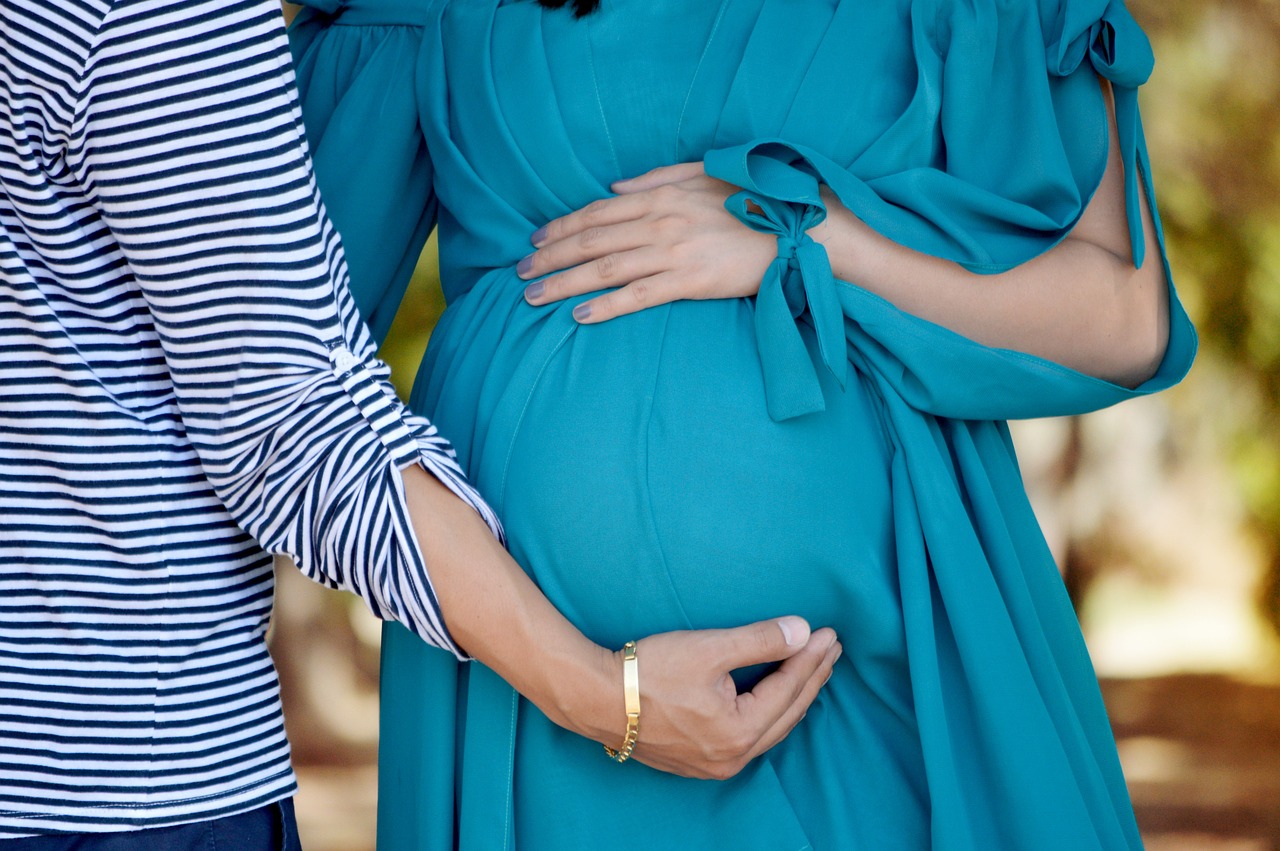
{"left": 290, "top": 0, "right": 1196, "bottom": 846}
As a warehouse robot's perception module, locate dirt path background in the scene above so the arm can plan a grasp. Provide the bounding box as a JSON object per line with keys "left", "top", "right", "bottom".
{"left": 287, "top": 674, "right": 1280, "bottom": 850}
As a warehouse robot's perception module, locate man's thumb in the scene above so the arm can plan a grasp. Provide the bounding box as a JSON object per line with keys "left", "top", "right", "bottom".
{"left": 719, "top": 616, "right": 811, "bottom": 668}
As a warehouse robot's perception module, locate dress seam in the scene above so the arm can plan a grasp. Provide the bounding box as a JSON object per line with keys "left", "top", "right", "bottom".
{"left": 494, "top": 320, "right": 578, "bottom": 513}
{"left": 501, "top": 686, "right": 518, "bottom": 851}
{"left": 582, "top": 16, "right": 622, "bottom": 181}
{"left": 641, "top": 306, "right": 696, "bottom": 631}
{"left": 673, "top": 0, "right": 732, "bottom": 164}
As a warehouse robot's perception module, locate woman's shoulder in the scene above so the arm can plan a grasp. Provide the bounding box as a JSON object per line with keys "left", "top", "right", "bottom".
{"left": 927, "top": 0, "right": 1151, "bottom": 82}
{"left": 928, "top": 0, "right": 1136, "bottom": 44}
{"left": 290, "top": 0, "right": 450, "bottom": 25}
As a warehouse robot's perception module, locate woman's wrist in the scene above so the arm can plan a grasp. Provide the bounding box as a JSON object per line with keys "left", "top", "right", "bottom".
{"left": 806, "top": 185, "right": 874, "bottom": 287}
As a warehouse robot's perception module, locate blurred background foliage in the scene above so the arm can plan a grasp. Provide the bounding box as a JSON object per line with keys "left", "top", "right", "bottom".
{"left": 277, "top": 1, "right": 1280, "bottom": 847}
{"left": 1146, "top": 0, "right": 1280, "bottom": 637}
{"left": 1135, "top": 0, "right": 1280, "bottom": 634}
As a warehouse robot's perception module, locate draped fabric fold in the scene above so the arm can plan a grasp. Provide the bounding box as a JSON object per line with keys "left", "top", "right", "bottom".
{"left": 1047, "top": 0, "right": 1156, "bottom": 264}
{"left": 699, "top": 0, "right": 1192, "bottom": 421}
{"left": 690, "top": 5, "right": 1191, "bottom": 844}
{"left": 289, "top": 1, "right": 438, "bottom": 340}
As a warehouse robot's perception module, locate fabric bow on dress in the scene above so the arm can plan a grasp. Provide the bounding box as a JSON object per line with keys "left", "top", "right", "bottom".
{"left": 723, "top": 176, "right": 847, "bottom": 422}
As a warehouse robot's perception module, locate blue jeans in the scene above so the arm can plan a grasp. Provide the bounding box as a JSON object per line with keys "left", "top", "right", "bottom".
{"left": 2, "top": 800, "right": 302, "bottom": 850}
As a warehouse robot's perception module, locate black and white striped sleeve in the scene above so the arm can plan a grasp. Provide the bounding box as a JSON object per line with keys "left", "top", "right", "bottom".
{"left": 70, "top": 0, "right": 502, "bottom": 658}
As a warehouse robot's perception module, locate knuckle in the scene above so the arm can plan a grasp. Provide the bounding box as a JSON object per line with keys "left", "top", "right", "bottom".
{"left": 730, "top": 729, "right": 756, "bottom": 756}
{"left": 593, "top": 253, "right": 616, "bottom": 281}
{"left": 751, "top": 624, "right": 776, "bottom": 657}
{"left": 652, "top": 183, "right": 681, "bottom": 204}
{"left": 709, "top": 765, "right": 735, "bottom": 782}
{"left": 627, "top": 279, "right": 651, "bottom": 307}
{"left": 653, "top": 214, "right": 679, "bottom": 235}
{"left": 579, "top": 226, "right": 603, "bottom": 250}
{"left": 583, "top": 198, "right": 609, "bottom": 224}
{"left": 669, "top": 239, "right": 696, "bottom": 264}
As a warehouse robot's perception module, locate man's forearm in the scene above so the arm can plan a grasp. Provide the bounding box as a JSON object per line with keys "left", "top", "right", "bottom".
{"left": 400, "top": 464, "right": 620, "bottom": 744}
{"left": 398, "top": 463, "right": 842, "bottom": 781}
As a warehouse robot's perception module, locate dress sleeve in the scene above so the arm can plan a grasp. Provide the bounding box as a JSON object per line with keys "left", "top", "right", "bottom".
{"left": 702, "top": 0, "right": 1196, "bottom": 423}
{"left": 288, "top": 1, "right": 436, "bottom": 343}
{"left": 74, "top": 0, "right": 501, "bottom": 658}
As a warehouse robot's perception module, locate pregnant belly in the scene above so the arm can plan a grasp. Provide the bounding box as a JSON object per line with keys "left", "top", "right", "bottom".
{"left": 424, "top": 276, "right": 905, "bottom": 672}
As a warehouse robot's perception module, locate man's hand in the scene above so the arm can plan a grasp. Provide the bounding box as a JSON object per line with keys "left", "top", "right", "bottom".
{"left": 402, "top": 463, "right": 839, "bottom": 780}
{"left": 621, "top": 620, "right": 840, "bottom": 779}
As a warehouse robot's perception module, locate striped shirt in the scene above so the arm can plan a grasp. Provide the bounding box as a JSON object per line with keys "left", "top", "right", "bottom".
{"left": 0, "top": 0, "right": 500, "bottom": 836}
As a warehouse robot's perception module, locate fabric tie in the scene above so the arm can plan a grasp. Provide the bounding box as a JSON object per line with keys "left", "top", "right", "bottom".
{"left": 1048, "top": 0, "right": 1155, "bottom": 267}
{"left": 725, "top": 190, "right": 848, "bottom": 422}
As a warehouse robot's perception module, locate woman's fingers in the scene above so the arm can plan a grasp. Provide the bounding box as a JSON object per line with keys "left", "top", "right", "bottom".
{"left": 531, "top": 192, "right": 651, "bottom": 249}
{"left": 522, "top": 165, "right": 773, "bottom": 323}
{"left": 570, "top": 272, "right": 686, "bottom": 323}
{"left": 527, "top": 164, "right": 707, "bottom": 260}
{"left": 741, "top": 632, "right": 842, "bottom": 762}
{"left": 520, "top": 218, "right": 666, "bottom": 282}
{"left": 524, "top": 247, "right": 667, "bottom": 306}
{"left": 612, "top": 161, "right": 706, "bottom": 194}
{"left": 730, "top": 626, "right": 836, "bottom": 749}
{"left": 517, "top": 217, "right": 665, "bottom": 286}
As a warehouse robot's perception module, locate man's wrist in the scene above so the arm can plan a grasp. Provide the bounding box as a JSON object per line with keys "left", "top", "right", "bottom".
{"left": 535, "top": 638, "right": 623, "bottom": 746}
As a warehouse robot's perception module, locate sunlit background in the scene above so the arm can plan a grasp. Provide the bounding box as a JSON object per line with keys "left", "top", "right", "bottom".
{"left": 276, "top": 2, "right": 1280, "bottom": 848}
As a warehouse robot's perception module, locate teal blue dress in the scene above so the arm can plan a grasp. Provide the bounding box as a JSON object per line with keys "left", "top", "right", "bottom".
{"left": 289, "top": 0, "right": 1196, "bottom": 847}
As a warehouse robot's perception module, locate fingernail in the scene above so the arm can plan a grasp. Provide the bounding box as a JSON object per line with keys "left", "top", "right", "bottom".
{"left": 572, "top": 303, "right": 592, "bottom": 322}
{"left": 777, "top": 616, "right": 809, "bottom": 647}
{"left": 531, "top": 226, "right": 547, "bottom": 246}
{"left": 524, "top": 281, "right": 544, "bottom": 302}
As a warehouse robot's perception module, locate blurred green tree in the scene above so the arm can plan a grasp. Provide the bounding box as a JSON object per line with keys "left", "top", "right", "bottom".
{"left": 1128, "top": 0, "right": 1280, "bottom": 632}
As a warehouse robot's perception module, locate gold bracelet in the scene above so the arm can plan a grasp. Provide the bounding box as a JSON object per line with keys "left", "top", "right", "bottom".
{"left": 603, "top": 640, "right": 640, "bottom": 763}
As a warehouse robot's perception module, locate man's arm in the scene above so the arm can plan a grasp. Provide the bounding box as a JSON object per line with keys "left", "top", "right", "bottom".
{"left": 69, "top": 0, "right": 837, "bottom": 776}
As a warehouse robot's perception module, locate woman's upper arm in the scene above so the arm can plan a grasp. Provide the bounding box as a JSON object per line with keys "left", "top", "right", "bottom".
{"left": 1068, "top": 80, "right": 1164, "bottom": 279}
{"left": 1065, "top": 78, "right": 1170, "bottom": 380}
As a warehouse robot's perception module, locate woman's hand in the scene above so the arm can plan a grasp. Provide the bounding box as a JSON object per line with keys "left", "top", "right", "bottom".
{"left": 518, "top": 162, "right": 777, "bottom": 322}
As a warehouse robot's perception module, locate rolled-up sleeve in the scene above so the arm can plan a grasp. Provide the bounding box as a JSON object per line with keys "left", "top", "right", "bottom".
{"left": 72, "top": 0, "right": 500, "bottom": 657}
